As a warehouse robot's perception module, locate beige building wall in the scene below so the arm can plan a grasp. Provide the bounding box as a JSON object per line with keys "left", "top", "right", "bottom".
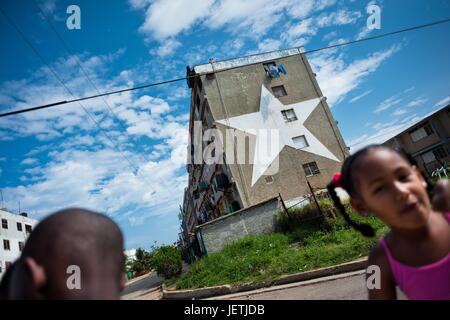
{"left": 194, "top": 52, "right": 348, "bottom": 207}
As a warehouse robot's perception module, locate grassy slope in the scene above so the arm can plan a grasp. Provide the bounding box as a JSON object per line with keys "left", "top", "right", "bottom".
{"left": 174, "top": 210, "right": 388, "bottom": 290}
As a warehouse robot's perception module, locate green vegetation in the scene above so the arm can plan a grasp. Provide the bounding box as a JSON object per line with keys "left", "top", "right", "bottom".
{"left": 151, "top": 245, "right": 183, "bottom": 278}
{"left": 173, "top": 201, "right": 389, "bottom": 290}
{"left": 125, "top": 245, "right": 183, "bottom": 280}
{"left": 125, "top": 248, "right": 153, "bottom": 278}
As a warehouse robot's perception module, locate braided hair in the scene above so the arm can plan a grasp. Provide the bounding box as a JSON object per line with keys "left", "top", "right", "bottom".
{"left": 326, "top": 144, "right": 434, "bottom": 237}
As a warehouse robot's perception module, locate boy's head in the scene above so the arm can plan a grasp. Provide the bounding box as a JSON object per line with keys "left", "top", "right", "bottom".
{"left": 338, "top": 145, "right": 431, "bottom": 230}
{"left": 9, "top": 208, "right": 125, "bottom": 300}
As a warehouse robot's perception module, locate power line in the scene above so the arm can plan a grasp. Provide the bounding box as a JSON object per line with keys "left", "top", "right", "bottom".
{"left": 0, "top": 5, "right": 140, "bottom": 174}
{"left": 32, "top": 0, "right": 154, "bottom": 165}
{"left": 32, "top": 0, "right": 140, "bottom": 144}
{"left": 1, "top": 17, "right": 450, "bottom": 118}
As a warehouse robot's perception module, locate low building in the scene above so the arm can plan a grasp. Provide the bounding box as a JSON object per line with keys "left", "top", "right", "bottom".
{"left": 382, "top": 103, "right": 450, "bottom": 176}
{"left": 124, "top": 249, "right": 137, "bottom": 262}
{"left": 0, "top": 208, "right": 38, "bottom": 279}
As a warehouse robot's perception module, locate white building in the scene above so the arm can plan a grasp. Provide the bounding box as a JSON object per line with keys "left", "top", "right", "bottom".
{"left": 124, "top": 249, "right": 136, "bottom": 262}
{"left": 0, "top": 208, "right": 38, "bottom": 280}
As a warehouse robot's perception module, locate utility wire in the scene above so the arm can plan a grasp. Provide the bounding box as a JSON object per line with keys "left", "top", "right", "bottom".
{"left": 1, "top": 17, "right": 450, "bottom": 118}
{"left": 32, "top": 0, "right": 138, "bottom": 143}
{"left": 32, "top": 0, "right": 154, "bottom": 165}
{"left": 0, "top": 5, "right": 140, "bottom": 174}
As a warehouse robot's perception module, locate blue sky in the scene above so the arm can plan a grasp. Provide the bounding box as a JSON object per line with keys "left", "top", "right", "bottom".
{"left": 0, "top": 0, "right": 449, "bottom": 250}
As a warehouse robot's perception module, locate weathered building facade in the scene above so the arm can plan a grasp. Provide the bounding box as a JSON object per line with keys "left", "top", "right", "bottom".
{"left": 179, "top": 49, "right": 349, "bottom": 260}
{"left": 383, "top": 103, "right": 450, "bottom": 176}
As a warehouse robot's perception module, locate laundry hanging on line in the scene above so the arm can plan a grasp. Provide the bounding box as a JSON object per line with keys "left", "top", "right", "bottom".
{"left": 277, "top": 64, "right": 287, "bottom": 75}
{"left": 269, "top": 65, "right": 280, "bottom": 78}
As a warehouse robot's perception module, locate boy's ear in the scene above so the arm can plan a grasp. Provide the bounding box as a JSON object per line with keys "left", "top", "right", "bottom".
{"left": 350, "top": 197, "right": 370, "bottom": 216}
{"left": 120, "top": 272, "right": 126, "bottom": 291}
{"left": 24, "top": 257, "right": 47, "bottom": 295}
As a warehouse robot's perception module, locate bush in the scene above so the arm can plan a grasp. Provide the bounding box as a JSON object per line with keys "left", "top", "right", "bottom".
{"left": 275, "top": 200, "right": 335, "bottom": 234}
{"left": 150, "top": 245, "right": 182, "bottom": 278}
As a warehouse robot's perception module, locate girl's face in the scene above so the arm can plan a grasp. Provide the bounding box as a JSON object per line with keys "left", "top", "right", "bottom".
{"left": 350, "top": 148, "right": 431, "bottom": 230}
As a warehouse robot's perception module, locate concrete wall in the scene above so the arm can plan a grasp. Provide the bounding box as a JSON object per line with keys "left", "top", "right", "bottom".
{"left": 197, "top": 197, "right": 280, "bottom": 255}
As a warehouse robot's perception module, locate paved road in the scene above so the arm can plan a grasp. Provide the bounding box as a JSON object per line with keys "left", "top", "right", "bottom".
{"left": 123, "top": 269, "right": 406, "bottom": 300}
{"left": 121, "top": 271, "right": 163, "bottom": 300}
{"left": 121, "top": 263, "right": 189, "bottom": 300}
{"left": 208, "top": 271, "right": 407, "bottom": 300}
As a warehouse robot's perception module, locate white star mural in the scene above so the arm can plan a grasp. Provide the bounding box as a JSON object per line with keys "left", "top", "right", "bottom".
{"left": 217, "top": 85, "right": 340, "bottom": 186}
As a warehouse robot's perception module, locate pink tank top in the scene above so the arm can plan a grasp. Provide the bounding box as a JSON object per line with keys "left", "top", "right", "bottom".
{"left": 379, "top": 213, "right": 450, "bottom": 300}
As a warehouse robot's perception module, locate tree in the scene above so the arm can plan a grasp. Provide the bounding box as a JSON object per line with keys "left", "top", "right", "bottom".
{"left": 150, "top": 245, "right": 182, "bottom": 278}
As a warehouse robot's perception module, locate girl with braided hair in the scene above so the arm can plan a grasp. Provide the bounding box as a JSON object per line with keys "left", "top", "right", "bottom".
{"left": 326, "top": 145, "right": 450, "bottom": 300}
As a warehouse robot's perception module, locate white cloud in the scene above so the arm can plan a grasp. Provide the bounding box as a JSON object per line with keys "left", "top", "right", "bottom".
{"left": 355, "top": 26, "right": 373, "bottom": 40}
{"left": 256, "top": 39, "right": 283, "bottom": 52}
{"left": 407, "top": 97, "right": 428, "bottom": 108}
{"left": 315, "top": 9, "right": 361, "bottom": 27}
{"left": 205, "top": 0, "right": 285, "bottom": 38}
{"left": 322, "top": 30, "right": 338, "bottom": 41}
{"left": 0, "top": 51, "right": 190, "bottom": 230}
{"left": 150, "top": 39, "right": 182, "bottom": 57}
{"left": 3, "top": 148, "right": 186, "bottom": 220}
{"left": 132, "top": 0, "right": 343, "bottom": 42}
{"left": 21, "top": 158, "right": 39, "bottom": 166}
{"left": 282, "top": 8, "right": 361, "bottom": 47}
{"left": 284, "top": 18, "right": 317, "bottom": 40}
{"left": 373, "top": 95, "right": 403, "bottom": 113}
{"left": 286, "top": 0, "right": 337, "bottom": 19}
{"left": 349, "top": 89, "right": 372, "bottom": 103}
{"left": 310, "top": 44, "right": 401, "bottom": 106}
{"left": 128, "top": 0, "right": 152, "bottom": 10}
{"left": 138, "top": 0, "right": 214, "bottom": 40}
{"left": 348, "top": 109, "right": 428, "bottom": 152}
{"left": 433, "top": 96, "right": 450, "bottom": 108}
{"left": 392, "top": 108, "right": 408, "bottom": 116}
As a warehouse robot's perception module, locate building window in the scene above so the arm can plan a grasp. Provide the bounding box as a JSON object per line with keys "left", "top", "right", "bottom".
{"left": 265, "top": 176, "right": 274, "bottom": 184}
{"left": 17, "top": 222, "right": 23, "bottom": 231}
{"left": 281, "top": 109, "right": 297, "bottom": 122}
{"left": 3, "top": 239, "right": 10, "bottom": 251}
{"left": 409, "top": 123, "right": 434, "bottom": 142}
{"left": 421, "top": 151, "right": 436, "bottom": 164}
{"left": 19, "top": 241, "right": 24, "bottom": 252}
{"left": 292, "top": 135, "right": 309, "bottom": 149}
{"left": 25, "top": 224, "right": 32, "bottom": 234}
{"left": 433, "top": 146, "right": 448, "bottom": 160}
{"left": 1, "top": 219, "right": 7, "bottom": 229}
{"left": 272, "top": 85, "right": 287, "bottom": 98}
{"left": 303, "top": 162, "right": 320, "bottom": 176}
{"left": 263, "top": 62, "right": 277, "bottom": 72}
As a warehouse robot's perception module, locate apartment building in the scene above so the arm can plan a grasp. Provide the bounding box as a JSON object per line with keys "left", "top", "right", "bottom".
{"left": 179, "top": 49, "right": 349, "bottom": 260}
{"left": 383, "top": 103, "right": 450, "bottom": 175}
{"left": 0, "top": 208, "right": 38, "bottom": 279}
